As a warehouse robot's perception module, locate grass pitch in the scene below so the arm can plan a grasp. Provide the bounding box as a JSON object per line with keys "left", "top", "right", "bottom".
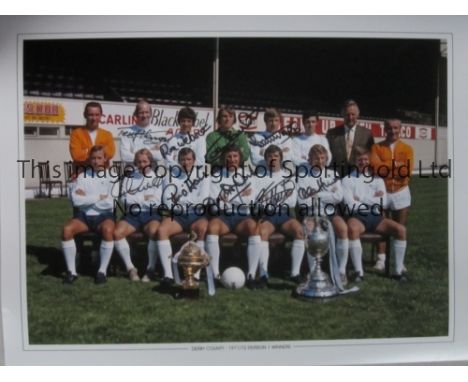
{"left": 26, "top": 177, "right": 448, "bottom": 344}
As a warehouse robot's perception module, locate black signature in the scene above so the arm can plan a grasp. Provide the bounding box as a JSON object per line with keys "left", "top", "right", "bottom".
{"left": 161, "top": 171, "right": 207, "bottom": 204}
{"left": 249, "top": 131, "right": 292, "bottom": 149}
{"left": 238, "top": 111, "right": 259, "bottom": 131}
{"left": 159, "top": 124, "right": 212, "bottom": 160}
{"left": 255, "top": 178, "right": 295, "bottom": 205}
{"left": 118, "top": 175, "right": 164, "bottom": 198}
{"left": 297, "top": 177, "right": 340, "bottom": 200}
{"left": 162, "top": 184, "right": 184, "bottom": 204}
{"left": 282, "top": 121, "right": 302, "bottom": 136}
{"left": 184, "top": 173, "right": 204, "bottom": 193}
{"left": 118, "top": 127, "right": 168, "bottom": 145}
{"left": 177, "top": 124, "right": 211, "bottom": 148}
{"left": 218, "top": 173, "right": 252, "bottom": 203}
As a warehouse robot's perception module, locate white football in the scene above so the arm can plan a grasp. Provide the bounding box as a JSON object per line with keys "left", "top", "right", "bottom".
{"left": 220, "top": 267, "right": 246, "bottom": 289}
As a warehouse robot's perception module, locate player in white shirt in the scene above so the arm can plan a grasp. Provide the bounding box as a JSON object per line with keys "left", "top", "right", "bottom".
{"left": 292, "top": 110, "right": 332, "bottom": 167}
{"left": 61, "top": 145, "right": 116, "bottom": 284}
{"left": 119, "top": 99, "right": 166, "bottom": 164}
{"left": 112, "top": 148, "right": 165, "bottom": 283}
{"left": 296, "top": 144, "right": 350, "bottom": 284}
{"left": 206, "top": 145, "right": 258, "bottom": 281}
{"left": 342, "top": 147, "right": 408, "bottom": 282}
{"left": 155, "top": 147, "right": 210, "bottom": 289}
{"left": 159, "top": 106, "right": 206, "bottom": 168}
{"left": 250, "top": 145, "right": 305, "bottom": 288}
{"left": 250, "top": 108, "right": 292, "bottom": 167}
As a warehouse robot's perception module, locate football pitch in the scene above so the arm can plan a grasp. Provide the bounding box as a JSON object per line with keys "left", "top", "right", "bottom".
{"left": 25, "top": 177, "right": 448, "bottom": 344}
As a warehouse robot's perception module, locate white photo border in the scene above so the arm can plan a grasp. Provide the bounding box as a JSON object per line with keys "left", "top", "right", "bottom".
{"left": 0, "top": 15, "right": 464, "bottom": 365}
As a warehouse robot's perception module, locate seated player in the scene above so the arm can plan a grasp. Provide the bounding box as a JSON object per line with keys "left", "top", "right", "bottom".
{"left": 159, "top": 106, "right": 206, "bottom": 167}
{"left": 61, "top": 145, "right": 115, "bottom": 284}
{"left": 205, "top": 145, "right": 258, "bottom": 285}
{"left": 292, "top": 110, "right": 332, "bottom": 167}
{"left": 113, "top": 148, "right": 165, "bottom": 283}
{"left": 370, "top": 118, "right": 414, "bottom": 271}
{"left": 251, "top": 144, "right": 305, "bottom": 287}
{"left": 156, "top": 147, "right": 210, "bottom": 288}
{"left": 249, "top": 108, "right": 292, "bottom": 167}
{"left": 342, "top": 147, "right": 408, "bottom": 282}
{"left": 205, "top": 107, "right": 250, "bottom": 167}
{"left": 296, "top": 144, "right": 349, "bottom": 284}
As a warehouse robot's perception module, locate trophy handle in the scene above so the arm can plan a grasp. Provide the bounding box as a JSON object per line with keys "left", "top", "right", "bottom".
{"left": 189, "top": 231, "right": 198, "bottom": 242}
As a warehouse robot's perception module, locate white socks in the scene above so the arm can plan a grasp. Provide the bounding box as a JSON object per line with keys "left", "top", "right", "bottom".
{"left": 157, "top": 240, "right": 173, "bottom": 279}
{"left": 62, "top": 239, "right": 77, "bottom": 275}
{"left": 206, "top": 235, "right": 220, "bottom": 278}
{"left": 147, "top": 239, "right": 159, "bottom": 271}
{"left": 259, "top": 241, "right": 269, "bottom": 277}
{"left": 247, "top": 235, "right": 262, "bottom": 278}
{"left": 196, "top": 240, "right": 205, "bottom": 250}
{"left": 349, "top": 239, "right": 363, "bottom": 276}
{"left": 336, "top": 238, "right": 349, "bottom": 275}
{"left": 114, "top": 238, "right": 135, "bottom": 271}
{"left": 290, "top": 239, "right": 305, "bottom": 277}
{"left": 393, "top": 239, "right": 407, "bottom": 275}
{"left": 98, "top": 240, "right": 114, "bottom": 275}
{"left": 194, "top": 240, "right": 205, "bottom": 279}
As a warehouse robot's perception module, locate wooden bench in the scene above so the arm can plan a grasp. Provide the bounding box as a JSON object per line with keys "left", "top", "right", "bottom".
{"left": 75, "top": 231, "right": 289, "bottom": 275}
{"left": 75, "top": 231, "right": 391, "bottom": 277}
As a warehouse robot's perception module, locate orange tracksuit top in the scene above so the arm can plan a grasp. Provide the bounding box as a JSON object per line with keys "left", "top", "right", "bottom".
{"left": 370, "top": 139, "right": 414, "bottom": 193}
{"left": 69, "top": 127, "right": 116, "bottom": 166}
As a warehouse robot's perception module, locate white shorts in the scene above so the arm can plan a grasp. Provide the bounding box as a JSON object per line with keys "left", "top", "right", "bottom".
{"left": 385, "top": 186, "right": 411, "bottom": 211}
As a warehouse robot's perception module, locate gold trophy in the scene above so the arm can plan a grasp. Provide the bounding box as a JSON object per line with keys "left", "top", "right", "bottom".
{"left": 173, "top": 237, "right": 211, "bottom": 298}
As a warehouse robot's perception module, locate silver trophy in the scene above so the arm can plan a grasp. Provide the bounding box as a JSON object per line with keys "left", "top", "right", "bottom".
{"left": 295, "top": 215, "right": 340, "bottom": 299}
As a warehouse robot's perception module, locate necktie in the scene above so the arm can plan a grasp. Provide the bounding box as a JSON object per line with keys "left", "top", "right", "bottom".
{"left": 346, "top": 128, "right": 353, "bottom": 160}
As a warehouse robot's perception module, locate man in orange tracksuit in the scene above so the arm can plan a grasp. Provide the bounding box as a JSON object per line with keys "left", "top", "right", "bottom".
{"left": 69, "top": 102, "right": 115, "bottom": 170}
{"left": 370, "top": 118, "right": 414, "bottom": 271}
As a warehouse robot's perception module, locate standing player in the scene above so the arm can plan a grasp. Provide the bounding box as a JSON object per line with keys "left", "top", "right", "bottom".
{"left": 342, "top": 147, "right": 408, "bottom": 281}
{"left": 205, "top": 107, "right": 250, "bottom": 167}
{"left": 250, "top": 108, "right": 292, "bottom": 167}
{"left": 119, "top": 99, "right": 164, "bottom": 165}
{"left": 252, "top": 145, "right": 305, "bottom": 287}
{"left": 292, "top": 110, "right": 332, "bottom": 167}
{"left": 113, "top": 148, "right": 165, "bottom": 283}
{"left": 370, "top": 119, "right": 414, "bottom": 271}
{"left": 155, "top": 147, "right": 210, "bottom": 288}
{"left": 296, "top": 144, "right": 349, "bottom": 284}
{"left": 160, "top": 106, "right": 206, "bottom": 167}
{"left": 205, "top": 145, "right": 258, "bottom": 284}
{"left": 69, "top": 102, "right": 115, "bottom": 169}
{"left": 61, "top": 145, "right": 115, "bottom": 284}
{"left": 326, "top": 100, "right": 374, "bottom": 177}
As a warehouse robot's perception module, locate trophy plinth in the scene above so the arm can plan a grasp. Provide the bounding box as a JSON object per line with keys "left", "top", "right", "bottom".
{"left": 175, "top": 242, "right": 210, "bottom": 299}
{"left": 295, "top": 216, "right": 340, "bottom": 300}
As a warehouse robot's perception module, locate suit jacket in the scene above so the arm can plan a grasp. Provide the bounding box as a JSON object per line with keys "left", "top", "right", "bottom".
{"left": 69, "top": 126, "right": 116, "bottom": 166}
{"left": 326, "top": 124, "right": 374, "bottom": 177}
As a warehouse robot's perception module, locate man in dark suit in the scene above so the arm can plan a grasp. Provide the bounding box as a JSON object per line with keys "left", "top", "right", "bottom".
{"left": 326, "top": 100, "right": 375, "bottom": 177}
